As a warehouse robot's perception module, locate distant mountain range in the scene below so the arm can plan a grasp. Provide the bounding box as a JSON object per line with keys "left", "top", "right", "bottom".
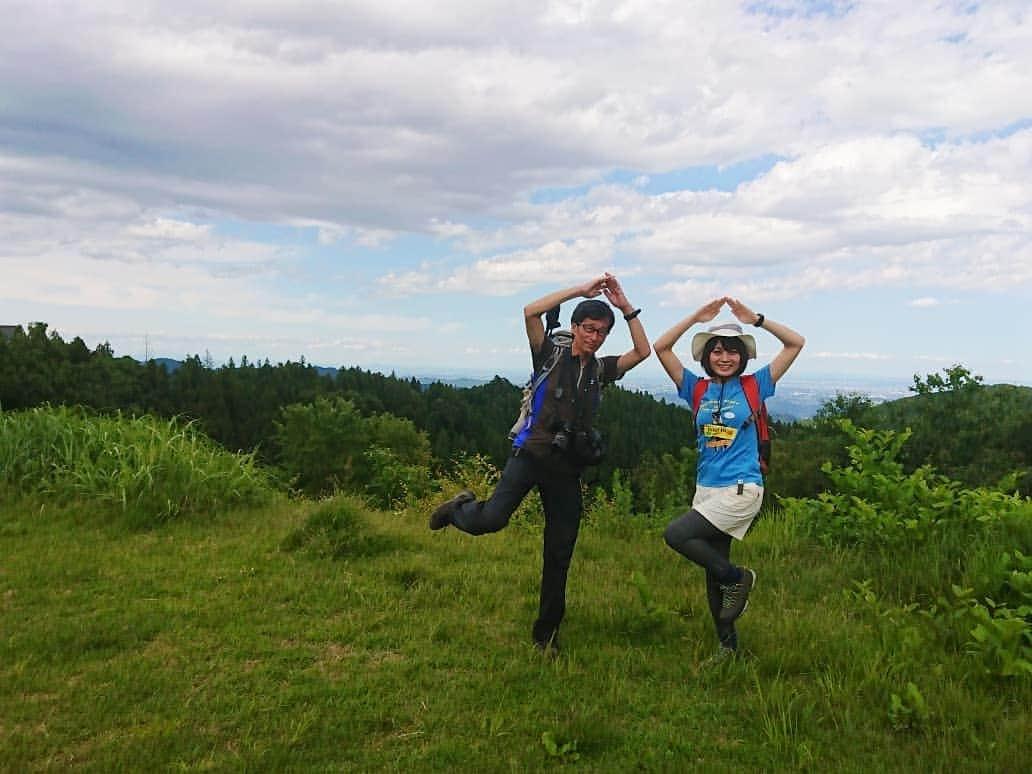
{"left": 145, "top": 357, "right": 912, "bottom": 420}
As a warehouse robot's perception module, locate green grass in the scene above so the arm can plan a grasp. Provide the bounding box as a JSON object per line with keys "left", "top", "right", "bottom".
{"left": 2, "top": 494, "right": 1028, "bottom": 771}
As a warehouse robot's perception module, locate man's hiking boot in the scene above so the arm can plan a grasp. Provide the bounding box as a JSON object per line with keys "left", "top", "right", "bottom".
{"left": 534, "top": 632, "right": 561, "bottom": 659}
{"left": 717, "top": 568, "right": 756, "bottom": 624}
{"left": 429, "top": 490, "right": 475, "bottom": 530}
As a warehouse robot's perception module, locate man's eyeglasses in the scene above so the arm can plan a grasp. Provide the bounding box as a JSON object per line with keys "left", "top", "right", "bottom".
{"left": 576, "top": 323, "right": 609, "bottom": 338}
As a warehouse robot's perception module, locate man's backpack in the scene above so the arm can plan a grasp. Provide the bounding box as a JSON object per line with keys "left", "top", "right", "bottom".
{"left": 691, "top": 374, "right": 771, "bottom": 474}
{"left": 508, "top": 330, "right": 573, "bottom": 441}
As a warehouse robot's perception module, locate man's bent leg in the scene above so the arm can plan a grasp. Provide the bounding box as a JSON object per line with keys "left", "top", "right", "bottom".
{"left": 451, "top": 452, "right": 536, "bottom": 536}
{"left": 532, "top": 471, "right": 583, "bottom": 646}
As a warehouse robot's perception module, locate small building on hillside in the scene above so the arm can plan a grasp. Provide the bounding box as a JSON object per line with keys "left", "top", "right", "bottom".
{"left": 0, "top": 325, "right": 19, "bottom": 340}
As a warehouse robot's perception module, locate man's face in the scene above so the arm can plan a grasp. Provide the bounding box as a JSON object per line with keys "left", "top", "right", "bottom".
{"left": 572, "top": 316, "right": 610, "bottom": 354}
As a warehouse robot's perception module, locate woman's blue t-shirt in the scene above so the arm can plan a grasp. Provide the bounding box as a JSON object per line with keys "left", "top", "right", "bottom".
{"left": 677, "top": 365, "right": 775, "bottom": 487}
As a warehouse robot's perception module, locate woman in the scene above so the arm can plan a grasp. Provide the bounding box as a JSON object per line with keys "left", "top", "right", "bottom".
{"left": 653, "top": 297, "right": 804, "bottom": 658}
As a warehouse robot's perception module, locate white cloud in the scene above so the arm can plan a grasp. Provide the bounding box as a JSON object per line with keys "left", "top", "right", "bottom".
{"left": 377, "top": 269, "right": 434, "bottom": 297}
{"left": 126, "top": 218, "right": 213, "bottom": 242}
{"left": 909, "top": 297, "right": 940, "bottom": 307}
{"left": 4, "top": 2, "right": 1030, "bottom": 233}
{"left": 424, "top": 127, "right": 1032, "bottom": 306}
{"left": 428, "top": 219, "right": 472, "bottom": 239}
{"left": 437, "top": 238, "right": 615, "bottom": 295}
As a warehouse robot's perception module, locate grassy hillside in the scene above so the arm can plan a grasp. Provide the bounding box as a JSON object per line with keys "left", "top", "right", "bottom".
{"left": 2, "top": 495, "right": 1029, "bottom": 771}
{"left": 1, "top": 407, "right": 1029, "bottom": 770}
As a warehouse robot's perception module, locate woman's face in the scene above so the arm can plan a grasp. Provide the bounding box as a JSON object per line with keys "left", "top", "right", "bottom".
{"left": 708, "top": 342, "right": 742, "bottom": 379}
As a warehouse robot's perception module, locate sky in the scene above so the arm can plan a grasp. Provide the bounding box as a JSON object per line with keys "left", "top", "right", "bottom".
{"left": 2, "top": 0, "right": 1031, "bottom": 391}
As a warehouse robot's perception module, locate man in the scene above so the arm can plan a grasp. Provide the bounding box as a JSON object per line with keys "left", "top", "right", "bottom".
{"left": 429, "top": 273, "right": 651, "bottom": 654}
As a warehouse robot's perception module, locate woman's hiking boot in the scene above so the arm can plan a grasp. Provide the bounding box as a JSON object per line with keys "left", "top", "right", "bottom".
{"left": 718, "top": 568, "right": 755, "bottom": 624}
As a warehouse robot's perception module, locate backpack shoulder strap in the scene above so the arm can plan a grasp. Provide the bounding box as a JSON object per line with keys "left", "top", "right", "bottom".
{"left": 508, "top": 333, "right": 571, "bottom": 440}
{"left": 739, "top": 373, "right": 771, "bottom": 473}
{"left": 543, "top": 332, "right": 571, "bottom": 374}
{"left": 739, "top": 374, "right": 767, "bottom": 431}
{"left": 740, "top": 374, "right": 761, "bottom": 415}
{"left": 691, "top": 378, "right": 710, "bottom": 418}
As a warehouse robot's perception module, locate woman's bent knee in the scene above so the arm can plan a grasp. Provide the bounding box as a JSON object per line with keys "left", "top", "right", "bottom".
{"left": 664, "top": 518, "right": 688, "bottom": 552}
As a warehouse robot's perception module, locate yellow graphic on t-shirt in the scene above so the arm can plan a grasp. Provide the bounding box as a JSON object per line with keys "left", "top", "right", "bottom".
{"left": 702, "top": 424, "right": 737, "bottom": 441}
{"left": 702, "top": 423, "right": 736, "bottom": 449}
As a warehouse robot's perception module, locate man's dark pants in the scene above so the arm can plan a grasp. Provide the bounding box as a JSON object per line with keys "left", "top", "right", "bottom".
{"left": 451, "top": 449, "right": 582, "bottom": 645}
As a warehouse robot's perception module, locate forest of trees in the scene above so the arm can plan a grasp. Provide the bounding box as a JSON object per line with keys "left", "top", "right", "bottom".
{"left": 3, "top": 322, "right": 1030, "bottom": 504}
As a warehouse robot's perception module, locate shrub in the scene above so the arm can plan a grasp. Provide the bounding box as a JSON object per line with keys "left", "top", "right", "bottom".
{"left": 280, "top": 496, "right": 395, "bottom": 559}
{"left": 274, "top": 396, "right": 433, "bottom": 499}
{"left": 273, "top": 396, "right": 366, "bottom": 496}
{"left": 363, "top": 445, "right": 434, "bottom": 510}
{"left": 784, "top": 419, "right": 1032, "bottom": 680}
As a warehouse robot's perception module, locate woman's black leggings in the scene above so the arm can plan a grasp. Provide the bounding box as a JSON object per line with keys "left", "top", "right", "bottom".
{"left": 664, "top": 509, "right": 738, "bottom": 647}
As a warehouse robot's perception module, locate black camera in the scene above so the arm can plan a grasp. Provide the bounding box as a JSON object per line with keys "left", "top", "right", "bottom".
{"left": 552, "top": 422, "right": 605, "bottom": 465}
{"left": 551, "top": 422, "right": 573, "bottom": 451}
{"left": 572, "top": 427, "right": 606, "bottom": 466}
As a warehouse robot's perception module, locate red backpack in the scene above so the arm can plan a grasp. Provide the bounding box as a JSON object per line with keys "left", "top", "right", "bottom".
{"left": 691, "top": 374, "right": 771, "bottom": 474}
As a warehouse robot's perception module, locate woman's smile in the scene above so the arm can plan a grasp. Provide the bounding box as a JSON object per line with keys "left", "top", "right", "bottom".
{"left": 709, "top": 344, "right": 741, "bottom": 376}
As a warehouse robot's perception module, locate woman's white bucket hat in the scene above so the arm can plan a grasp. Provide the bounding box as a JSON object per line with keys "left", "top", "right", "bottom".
{"left": 691, "top": 322, "right": 757, "bottom": 362}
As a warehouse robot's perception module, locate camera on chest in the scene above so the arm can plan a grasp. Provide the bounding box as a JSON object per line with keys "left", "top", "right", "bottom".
{"left": 551, "top": 421, "right": 574, "bottom": 451}
{"left": 551, "top": 421, "right": 606, "bottom": 465}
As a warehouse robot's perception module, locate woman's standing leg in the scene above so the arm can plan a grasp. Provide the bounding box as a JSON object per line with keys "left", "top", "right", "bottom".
{"left": 665, "top": 508, "right": 745, "bottom": 651}
{"left": 704, "top": 533, "right": 737, "bottom": 652}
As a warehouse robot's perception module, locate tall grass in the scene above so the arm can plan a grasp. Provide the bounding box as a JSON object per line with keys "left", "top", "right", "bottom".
{"left": 0, "top": 405, "right": 273, "bottom": 524}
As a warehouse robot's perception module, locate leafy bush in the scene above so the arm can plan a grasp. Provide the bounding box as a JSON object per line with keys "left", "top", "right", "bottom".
{"left": 625, "top": 448, "right": 697, "bottom": 516}
{"left": 788, "top": 420, "right": 1026, "bottom": 550}
{"left": 888, "top": 682, "right": 930, "bottom": 732}
{"left": 274, "top": 396, "right": 433, "bottom": 498}
{"left": 274, "top": 396, "right": 366, "bottom": 496}
{"left": 362, "top": 445, "right": 435, "bottom": 510}
{"left": 0, "top": 405, "right": 272, "bottom": 523}
{"left": 784, "top": 419, "right": 1031, "bottom": 680}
